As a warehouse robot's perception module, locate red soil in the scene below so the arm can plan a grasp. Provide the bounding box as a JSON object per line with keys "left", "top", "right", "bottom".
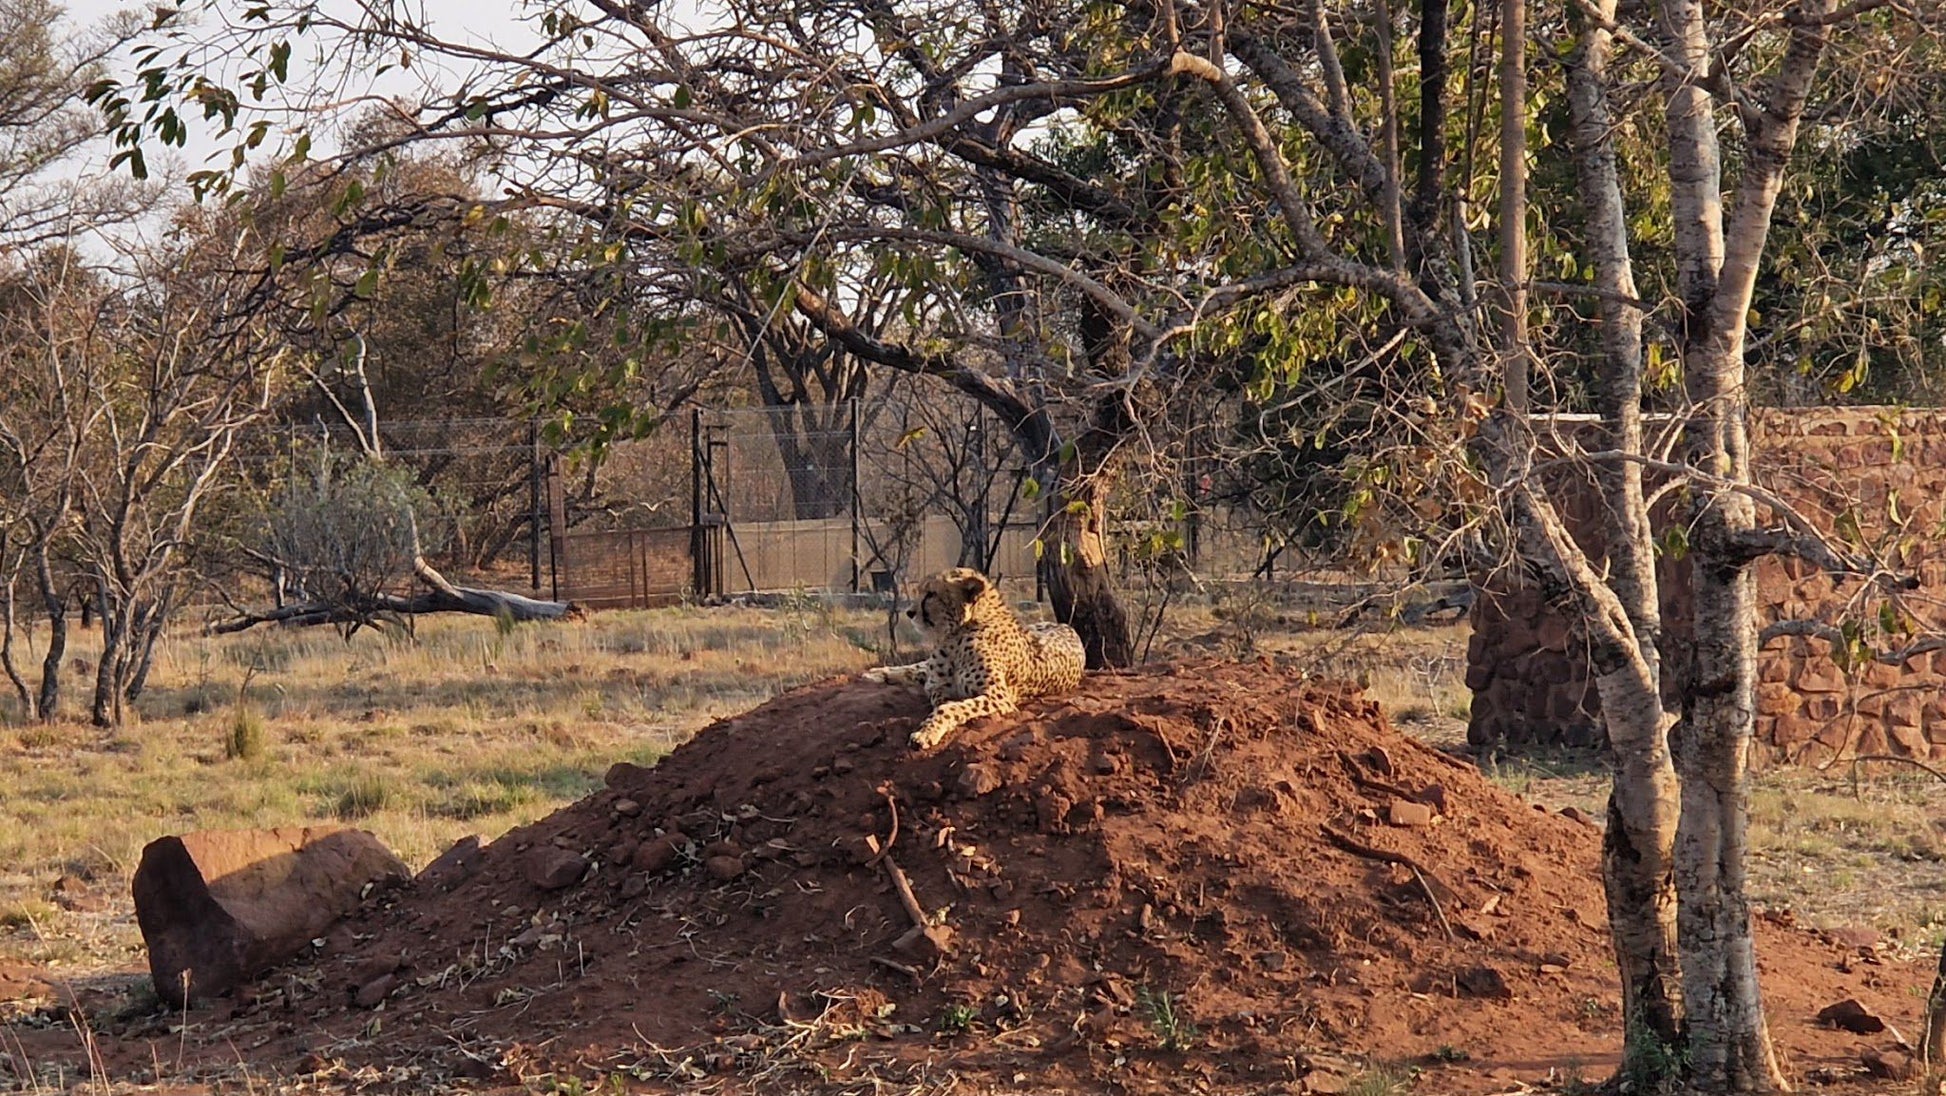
{"left": 7, "top": 661, "right": 1928, "bottom": 1093}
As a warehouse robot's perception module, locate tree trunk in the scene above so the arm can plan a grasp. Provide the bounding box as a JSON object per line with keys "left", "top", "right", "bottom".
{"left": 1923, "top": 935, "right": 1946, "bottom": 1067}
{"left": 34, "top": 547, "right": 65, "bottom": 722}
{"left": 126, "top": 593, "right": 172, "bottom": 702}
{"left": 1040, "top": 472, "right": 1133, "bottom": 669}
{"left": 771, "top": 414, "right": 852, "bottom": 520}
{"left": 1565, "top": 0, "right": 1687, "bottom": 1066}
{"left": 1657, "top": 0, "right": 1834, "bottom": 1082}
{"left": 1, "top": 573, "right": 34, "bottom": 720}
{"left": 1599, "top": 674, "right": 1687, "bottom": 1059}
{"left": 1497, "top": 0, "right": 1530, "bottom": 412}
{"left": 1676, "top": 483, "right": 1782, "bottom": 1091}
{"left": 92, "top": 602, "right": 124, "bottom": 729}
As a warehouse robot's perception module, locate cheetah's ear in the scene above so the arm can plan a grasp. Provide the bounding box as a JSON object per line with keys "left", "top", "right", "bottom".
{"left": 954, "top": 571, "right": 991, "bottom": 599}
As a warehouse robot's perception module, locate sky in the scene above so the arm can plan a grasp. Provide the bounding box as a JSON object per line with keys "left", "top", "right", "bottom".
{"left": 45, "top": 0, "right": 551, "bottom": 253}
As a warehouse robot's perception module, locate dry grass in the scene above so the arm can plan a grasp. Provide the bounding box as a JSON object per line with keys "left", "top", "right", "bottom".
{"left": 0, "top": 601, "right": 882, "bottom": 979}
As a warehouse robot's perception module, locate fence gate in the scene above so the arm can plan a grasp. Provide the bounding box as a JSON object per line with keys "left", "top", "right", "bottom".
{"left": 544, "top": 454, "right": 693, "bottom": 608}
{"left": 552, "top": 527, "right": 693, "bottom": 609}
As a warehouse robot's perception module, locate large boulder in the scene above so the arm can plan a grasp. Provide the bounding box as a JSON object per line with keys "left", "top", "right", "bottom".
{"left": 132, "top": 826, "right": 409, "bottom": 1006}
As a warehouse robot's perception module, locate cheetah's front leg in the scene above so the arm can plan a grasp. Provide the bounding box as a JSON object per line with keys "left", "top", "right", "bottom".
{"left": 910, "top": 691, "right": 1018, "bottom": 750}
{"left": 864, "top": 662, "right": 929, "bottom": 686}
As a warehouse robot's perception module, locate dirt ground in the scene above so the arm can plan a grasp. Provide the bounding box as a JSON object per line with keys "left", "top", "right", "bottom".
{"left": 3, "top": 658, "right": 1932, "bottom": 1094}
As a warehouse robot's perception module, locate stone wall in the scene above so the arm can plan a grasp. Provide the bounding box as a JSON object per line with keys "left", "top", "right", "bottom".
{"left": 1467, "top": 407, "right": 1946, "bottom": 763}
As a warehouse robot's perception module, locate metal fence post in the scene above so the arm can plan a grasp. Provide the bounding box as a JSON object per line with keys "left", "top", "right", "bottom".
{"left": 690, "top": 406, "right": 705, "bottom": 598}
{"left": 850, "top": 397, "right": 862, "bottom": 594}
{"left": 545, "top": 451, "right": 564, "bottom": 602}
{"left": 529, "top": 417, "right": 543, "bottom": 594}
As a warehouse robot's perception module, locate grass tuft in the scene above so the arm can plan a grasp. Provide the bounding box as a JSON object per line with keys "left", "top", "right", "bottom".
{"left": 332, "top": 773, "right": 394, "bottom": 820}
{"left": 225, "top": 704, "right": 268, "bottom": 761}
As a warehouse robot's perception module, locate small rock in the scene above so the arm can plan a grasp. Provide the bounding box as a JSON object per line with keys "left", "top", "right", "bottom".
{"left": 832, "top": 758, "right": 856, "bottom": 775}
{"left": 1414, "top": 783, "right": 1450, "bottom": 815}
{"left": 957, "top": 763, "right": 1003, "bottom": 798}
{"left": 352, "top": 973, "right": 397, "bottom": 1009}
{"left": 1829, "top": 926, "right": 1881, "bottom": 951}
{"left": 603, "top": 762, "right": 649, "bottom": 789}
{"left": 997, "top": 733, "right": 1035, "bottom": 762}
{"left": 618, "top": 875, "right": 649, "bottom": 899}
{"left": 607, "top": 839, "right": 639, "bottom": 866}
{"left": 1034, "top": 789, "right": 1074, "bottom": 835}
{"left": 613, "top": 798, "right": 642, "bottom": 818}
{"left": 1388, "top": 799, "right": 1434, "bottom": 827}
{"left": 893, "top": 922, "right": 953, "bottom": 962}
{"left": 1091, "top": 754, "right": 1121, "bottom": 776}
{"left": 1256, "top": 950, "right": 1289, "bottom": 972}
{"left": 631, "top": 834, "right": 686, "bottom": 875}
{"left": 1817, "top": 997, "right": 1886, "bottom": 1034}
{"left": 526, "top": 848, "right": 587, "bottom": 891}
{"left": 509, "top": 925, "right": 545, "bottom": 949}
{"left": 703, "top": 840, "right": 743, "bottom": 860}
{"left": 1559, "top": 806, "right": 1602, "bottom": 830}
{"left": 351, "top": 956, "right": 402, "bottom": 985}
{"left": 1455, "top": 965, "right": 1513, "bottom": 1000}
{"left": 1861, "top": 1048, "right": 1913, "bottom": 1081}
{"left": 704, "top": 855, "right": 744, "bottom": 881}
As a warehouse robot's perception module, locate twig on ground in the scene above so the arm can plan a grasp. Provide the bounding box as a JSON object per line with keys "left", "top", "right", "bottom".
{"left": 868, "top": 783, "right": 900, "bottom": 867}
{"left": 1408, "top": 864, "right": 1457, "bottom": 942}
{"left": 869, "top": 956, "right": 924, "bottom": 980}
{"left": 1322, "top": 824, "right": 1457, "bottom": 940}
{"left": 881, "top": 855, "right": 928, "bottom": 929}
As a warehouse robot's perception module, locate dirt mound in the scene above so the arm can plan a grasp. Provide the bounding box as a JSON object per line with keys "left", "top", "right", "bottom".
{"left": 30, "top": 661, "right": 1926, "bottom": 1093}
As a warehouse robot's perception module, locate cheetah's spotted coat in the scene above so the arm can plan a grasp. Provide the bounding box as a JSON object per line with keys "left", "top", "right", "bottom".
{"left": 863, "top": 567, "right": 1086, "bottom": 750}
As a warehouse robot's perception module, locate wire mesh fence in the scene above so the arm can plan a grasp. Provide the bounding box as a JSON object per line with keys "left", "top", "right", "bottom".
{"left": 228, "top": 416, "right": 547, "bottom": 591}
{"left": 220, "top": 397, "right": 1298, "bottom": 612}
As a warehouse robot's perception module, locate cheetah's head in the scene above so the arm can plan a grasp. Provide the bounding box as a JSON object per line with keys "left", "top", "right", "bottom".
{"left": 907, "top": 567, "right": 995, "bottom": 640}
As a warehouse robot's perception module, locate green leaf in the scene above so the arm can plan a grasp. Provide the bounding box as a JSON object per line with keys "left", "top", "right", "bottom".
{"left": 354, "top": 268, "right": 380, "bottom": 298}
{"left": 1880, "top": 601, "right": 1905, "bottom": 637}
{"left": 1834, "top": 508, "right": 1864, "bottom": 547}
{"left": 109, "top": 148, "right": 148, "bottom": 180}
{"left": 333, "top": 179, "right": 366, "bottom": 217}
{"left": 1656, "top": 525, "right": 1689, "bottom": 561}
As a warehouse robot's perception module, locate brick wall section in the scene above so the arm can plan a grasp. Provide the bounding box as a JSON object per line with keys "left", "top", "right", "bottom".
{"left": 1467, "top": 406, "right": 1946, "bottom": 763}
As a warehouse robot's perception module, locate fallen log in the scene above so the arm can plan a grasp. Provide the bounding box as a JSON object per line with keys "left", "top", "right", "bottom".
{"left": 210, "top": 552, "right": 577, "bottom": 635}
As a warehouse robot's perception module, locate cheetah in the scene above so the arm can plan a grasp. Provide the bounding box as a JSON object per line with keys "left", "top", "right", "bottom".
{"left": 863, "top": 567, "right": 1086, "bottom": 750}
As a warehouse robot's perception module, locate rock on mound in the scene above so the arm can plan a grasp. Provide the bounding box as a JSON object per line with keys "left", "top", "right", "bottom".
{"left": 179, "top": 661, "right": 1918, "bottom": 1093}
